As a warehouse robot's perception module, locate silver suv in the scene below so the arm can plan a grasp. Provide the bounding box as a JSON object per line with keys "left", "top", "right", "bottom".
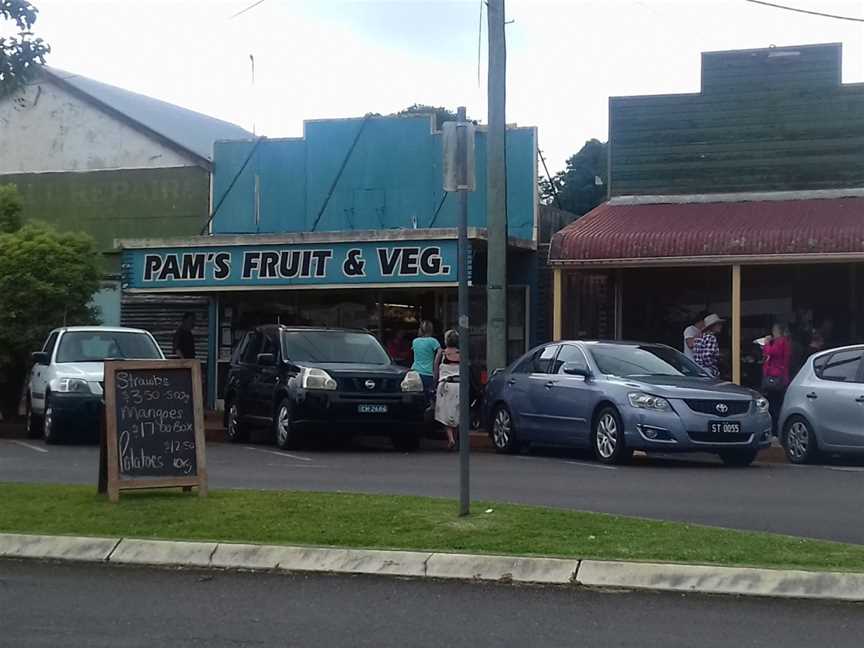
{"left": 26, "top": 326, "right": 164, "bottom": 443}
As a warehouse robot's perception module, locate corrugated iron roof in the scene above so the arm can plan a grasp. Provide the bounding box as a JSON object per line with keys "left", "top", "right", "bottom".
{"left": 548, "top": 197, "right": 864, "bottom": 266}
{"left": 44, "top": 67, "right": 252, "bottom": 163}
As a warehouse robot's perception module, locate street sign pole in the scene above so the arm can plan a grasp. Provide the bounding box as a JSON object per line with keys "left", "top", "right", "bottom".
{"left": 456, "top": 106, "right": 471, "bottom": 517}
{"left": 442, "top": 106, "right": 475, "bottom": 517}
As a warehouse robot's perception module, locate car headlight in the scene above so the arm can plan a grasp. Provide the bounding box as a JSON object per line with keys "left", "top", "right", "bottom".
{"left": 400, "top": 370, "right": 424, "bottom": 393}
{"left": 300, "top": 368, "right": 337, "bottom": 391}
{"left": 628, "top": 392, "right": 672, "bottom": 412}
{"left": 755, "top": 397, "right": 769, "bottom": 413}
{"left": 50, "top": 378, "right": 92, "bottom": 394}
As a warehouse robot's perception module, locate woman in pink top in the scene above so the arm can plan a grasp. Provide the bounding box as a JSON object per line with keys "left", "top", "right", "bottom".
{"left": 762, "top": 324, "right": 792, "bottom": 436}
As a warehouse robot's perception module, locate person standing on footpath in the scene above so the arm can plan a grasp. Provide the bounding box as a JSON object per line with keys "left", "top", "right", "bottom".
{"left": 683, "top": 311, "right": 710, "bottom": 361}
{"left": 433, "top": 329, "right": 461, "bottom": 450}
{"left": 173, "top": 312, "right": 197, "bottom": 359}
{"left": 411, "top": 320, "right": 440, "bottom": 399}
{"left": 694, "top": 313, "right": 723, "bottom": 377}
{"left": 762, "top": 323, "right": 792, "bottom": 436}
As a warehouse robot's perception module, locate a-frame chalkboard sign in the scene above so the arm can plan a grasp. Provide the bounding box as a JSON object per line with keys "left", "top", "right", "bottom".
{"left": 101, "top": 359, "right": 208, "bottom": 502}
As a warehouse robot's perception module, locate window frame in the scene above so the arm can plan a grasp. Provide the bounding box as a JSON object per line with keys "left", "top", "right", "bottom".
{"left": 816, "top": 348, "right": 864, "bottom": 384}
{"left": 552, "top": 344, "right": 590, "bottom": 375}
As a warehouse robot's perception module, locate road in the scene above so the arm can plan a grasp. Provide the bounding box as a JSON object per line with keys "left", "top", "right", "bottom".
{"left": 2, "top": 560, "right": 862, "bottom": 647}
{"left": 2, "top": 437, "right": 864, "bottom": 543}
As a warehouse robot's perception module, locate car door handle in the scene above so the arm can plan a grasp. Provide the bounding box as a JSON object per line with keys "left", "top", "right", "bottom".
{"left": 856, "top": 396, "right": 864, "bottom": 403}
{"left": 507, "top": 379, "right": 516, "bottom": 386}
{"left": 806, "top": 392, "right": 818, "bottom": 400}
{"left": 544, "top": 380, "right": 558, "bottom": 389}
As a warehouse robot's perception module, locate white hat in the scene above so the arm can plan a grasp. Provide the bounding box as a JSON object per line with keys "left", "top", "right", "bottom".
{"left": 704, "top": 313, "right": 724, "bottom": 327}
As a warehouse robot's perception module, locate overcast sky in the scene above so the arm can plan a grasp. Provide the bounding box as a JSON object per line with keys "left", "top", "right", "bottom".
{"left": 25, "top": 0, "right": 864, "bottom": 172}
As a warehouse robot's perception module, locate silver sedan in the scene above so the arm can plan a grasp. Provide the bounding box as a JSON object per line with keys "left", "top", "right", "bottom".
{"left": 779, "top": 345, "right": 864, "bottom": 464}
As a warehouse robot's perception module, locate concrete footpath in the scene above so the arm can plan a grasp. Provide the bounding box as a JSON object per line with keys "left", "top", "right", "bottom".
{"left": 2, "top": 532, "right": 863, "bottom": 603}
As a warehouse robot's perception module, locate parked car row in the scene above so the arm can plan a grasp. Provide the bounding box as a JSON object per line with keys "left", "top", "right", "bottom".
{"left": 24, "top": 326, "right": 864, "bottom": 467}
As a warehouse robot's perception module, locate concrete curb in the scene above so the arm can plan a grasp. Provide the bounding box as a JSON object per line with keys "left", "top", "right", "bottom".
{"left": 1, "top": 532, "right": 862, "bottom": 602}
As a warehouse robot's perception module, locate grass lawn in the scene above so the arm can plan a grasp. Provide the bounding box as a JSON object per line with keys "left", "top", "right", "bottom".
{"left": 2, "top": 482, "right": 863, "bottom": 572}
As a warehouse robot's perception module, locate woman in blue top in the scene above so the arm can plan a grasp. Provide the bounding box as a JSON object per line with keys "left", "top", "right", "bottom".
{"left": 411, "top": 320, "right": 440, "bottom": 397}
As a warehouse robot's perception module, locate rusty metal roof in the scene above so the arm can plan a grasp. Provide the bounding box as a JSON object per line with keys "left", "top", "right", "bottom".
{"left": 548, "top": 197, "right": 864, "bottom": 266}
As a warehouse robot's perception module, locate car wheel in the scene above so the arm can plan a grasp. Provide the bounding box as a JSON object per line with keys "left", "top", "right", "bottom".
{"left": 274, "top": 398, "right": 301, "bottom": 450}
{"left": 592, "top": 407, "right": 632, "bottom": 465}
{"left": 783, "top": 416, "right": 818, "bottom": 465}
{"left": 25, "top": 397, "right": 43, "bottom": 439}
{"left": 42, "top": 394, "right": 61, "bottom": 445}
{"left": 224, "top": 398, "right": 247, "bottom": 443}
{"left": 719, "top": 449, "right": 758, "bottom": 467}
{"left": 391, "top": 431, "right": 421, "bottom": 452}
{"left": 490, "top": 404, "right": 518, "bottom": 454}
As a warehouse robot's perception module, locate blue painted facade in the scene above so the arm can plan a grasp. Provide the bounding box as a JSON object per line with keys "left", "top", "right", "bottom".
{"left": 210, "top": 115, "right": 538, "bottom": 241}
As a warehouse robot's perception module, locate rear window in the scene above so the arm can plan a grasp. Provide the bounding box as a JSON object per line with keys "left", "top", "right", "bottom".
{"left": 56, "top": 331, "right": 163, "bottom": 363}
{"left": 816, "top": 349, "right": 863, "bottom": 383}
{"left": 281, "top": 330, "right": 390, "bottom": 365}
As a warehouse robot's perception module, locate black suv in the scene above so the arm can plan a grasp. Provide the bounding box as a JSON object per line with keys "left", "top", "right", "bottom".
{"left": 224, "top": 326, "right": 427, "bottom": 450}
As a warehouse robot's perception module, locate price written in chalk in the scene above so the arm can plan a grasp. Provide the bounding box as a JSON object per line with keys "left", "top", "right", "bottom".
{"left": 113, "top": 368, "right": 198, "bottom": 479}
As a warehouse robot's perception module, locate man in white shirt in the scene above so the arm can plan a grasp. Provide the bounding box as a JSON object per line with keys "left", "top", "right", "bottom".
{"left": 683, "top": 311, "right": 710, "bottom": 360}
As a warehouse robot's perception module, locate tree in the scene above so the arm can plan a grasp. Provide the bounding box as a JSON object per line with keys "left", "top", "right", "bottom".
{"left": 540, "top": 139, "right": 608, "bottom": 217}
{"left": 1, "top": 0, "right": 50, "bottom": 98}
{"left": 396, "top": 104, "right": 459, "bottom": 130}
{"left": 0, "top": 183, "right": 23, "bottom": 233}
{"left": 0, "top": 199, "right": 101, "bottom": 417}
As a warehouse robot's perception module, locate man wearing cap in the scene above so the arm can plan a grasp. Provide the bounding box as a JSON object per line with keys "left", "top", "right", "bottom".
{"left": 694, "top": 313, "right": 724, "bottom": 377}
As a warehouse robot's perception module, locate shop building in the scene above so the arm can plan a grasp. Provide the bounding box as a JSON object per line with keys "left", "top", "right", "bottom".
{"left": 0, "top": 66, "right": 251, "bottom": 348}
{"left": 549, "top": 43, "right": 864, "bottom": 388}
{"left": 119, "top": 114, "right": 539, "bottom": 407}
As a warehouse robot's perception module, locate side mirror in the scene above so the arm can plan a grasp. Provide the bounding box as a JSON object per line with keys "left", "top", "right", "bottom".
{"left": 31, "top": 351, "right": 50, "bottom": 366}
{"left": 257, "top": 353, "right": 277, "bottom": 367}
{"left": 562, "top": 362, "right": 590, "bottom": 378}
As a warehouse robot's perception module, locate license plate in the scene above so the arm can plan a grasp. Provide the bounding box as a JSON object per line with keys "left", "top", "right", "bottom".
{"left": 709, "top": 421, "right": 741, "bottom": 434}
{"left": 358, "top": 404, "right": 388, "bottom": 414}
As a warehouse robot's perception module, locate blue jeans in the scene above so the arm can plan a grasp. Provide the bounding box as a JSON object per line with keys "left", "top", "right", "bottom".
{"left": 420, "top": 373, "right": 436, "bottom": 402}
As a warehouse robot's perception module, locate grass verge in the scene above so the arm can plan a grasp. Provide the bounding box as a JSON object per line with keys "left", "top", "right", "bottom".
{"left": 1, "top": 482, "right": 863, "bottom": 572}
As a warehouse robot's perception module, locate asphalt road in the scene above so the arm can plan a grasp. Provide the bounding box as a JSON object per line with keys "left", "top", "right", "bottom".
{"left": 2, "top": 437, "right": 864, "bottom": 543}
{"left": 2, "top": 560, "right": 863, "bottom": 647}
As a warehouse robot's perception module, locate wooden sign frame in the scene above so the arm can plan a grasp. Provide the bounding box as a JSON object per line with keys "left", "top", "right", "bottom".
{"left": 102, "top": 359, "right": 208, "bottom": 502}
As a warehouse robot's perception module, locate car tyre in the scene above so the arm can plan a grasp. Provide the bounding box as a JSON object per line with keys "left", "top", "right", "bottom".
{"left": 490, "top": 404, "right": 518, "bottom": 454}
{"left": 25, "top": 396, "right": 43, "bottom": 439}
{"left": 224, "top": 397, "right": 248, "bottom": 443}
{"left": 719, "top": 449, "right": 758, "bottom": 467}
{"left": 391, "top": 431, "right": 421, "bottom": 452}
{"left": 592, "top": 407, "right": 632, "bottom": 465}
{"left": 783, "top": 416, "right": 818, "bottom": 465}
{"left": 42, "top": 394, "right": 61, "bottom": 445}
{"left": 274, "top": 398, "right": 301, "bottom": 450}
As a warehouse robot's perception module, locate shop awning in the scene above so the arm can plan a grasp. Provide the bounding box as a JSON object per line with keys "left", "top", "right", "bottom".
{"left": 548, "top": 195, "right": 864, "bottom": 267}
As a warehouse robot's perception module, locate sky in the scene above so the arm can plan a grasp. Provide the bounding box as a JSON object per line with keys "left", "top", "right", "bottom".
{"left": 20, "top": 0, "right": 864, "bottom": 173}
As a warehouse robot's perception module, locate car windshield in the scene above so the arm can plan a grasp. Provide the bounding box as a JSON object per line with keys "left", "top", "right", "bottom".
{"left": 55, "top": 331, "right": 163, "bottom": 363}
{"left": 588, "top": 344, "right": 706, "bottom": 378}
{"left": 281, "top": 330, "right": 391, "bottom": 365}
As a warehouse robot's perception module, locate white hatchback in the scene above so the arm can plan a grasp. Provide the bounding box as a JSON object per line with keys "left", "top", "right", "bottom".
{"left": 26, "top": 326, "right": 165, "bottom": 443}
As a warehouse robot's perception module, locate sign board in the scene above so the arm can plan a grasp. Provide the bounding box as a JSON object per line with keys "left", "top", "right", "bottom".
{"left": 102, "top": 360, "right": 207, "bottom": 502}
{"left": 121, "top": 240, "right": 458, "bottom": 291}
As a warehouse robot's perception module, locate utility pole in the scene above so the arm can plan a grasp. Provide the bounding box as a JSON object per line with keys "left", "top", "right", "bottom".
{"left": 442, "top": 107, "right": 475, "bottom": 517}
{"left": 486, "top": 0, "right": 508, "bottom": 372}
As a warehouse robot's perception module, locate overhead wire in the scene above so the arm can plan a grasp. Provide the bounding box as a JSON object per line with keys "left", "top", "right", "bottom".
{"left": 744, "top": 0, "right": 864, "bottom": 23}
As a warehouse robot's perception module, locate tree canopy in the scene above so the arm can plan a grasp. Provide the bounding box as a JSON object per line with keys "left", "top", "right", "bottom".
{"left": 0, "top": 186, "right": 101, "bottom": 416}
{"left": 540, "top": 139, "right": 608, "bottom": 217}
{"left": 0, "top": 0, "right": 50, "bottom": 98}
{"left": 396, "top": 104, "right": 459, "bottom": 130}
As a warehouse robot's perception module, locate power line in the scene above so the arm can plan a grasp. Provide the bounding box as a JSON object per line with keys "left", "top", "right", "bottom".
{"left": 744, "top": 0, "right": 864, "bottom": 23}
{"left": 230, "top": 0, "right": 267, "bottom": 20}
